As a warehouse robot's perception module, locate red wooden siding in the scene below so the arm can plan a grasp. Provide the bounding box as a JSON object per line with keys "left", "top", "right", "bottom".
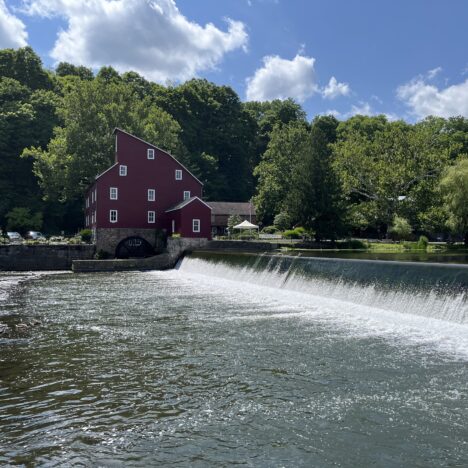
{"left": 84, "top": 129, "right": 209, "bottom": 237}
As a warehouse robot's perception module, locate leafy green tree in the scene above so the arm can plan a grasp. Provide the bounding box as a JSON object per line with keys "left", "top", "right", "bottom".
{"left": 154, "top": 79, "right": 257, "bottom": 201}
{"left": 0, "top": 47, "right": 53, "bottom": 90}
{"left": 388, "top": 215, "right": 412, "bottom": 241}
{"left": 227, "top": 214, "right": 242, "bottom": 232}
{"left": 285, "top": 115, "right": 346, "bottom": 241}
{"left": 56, "top": 62, "right": 94, "bottom": 80}
{"left": 121, "top": 71, "right": 153, "bottom": 99}
{"left": 0, "top": 76, "right": 59, "bottom": 226}
{"left": 6, "top": 207, "right": 43, "bottom": 233}
{"left": 273, "top": 211, "right": 292, "bottom": 231}
{"left": 253, "top": 121, "right": 310, "bottom": 225}
{"left": 440, "top": 158, "right": 468, "bottom": 244}
{"left": 244, "top": 98, "right": 307, "bottom": 168}
{"left": 333, "top": 115, "right": 450, "bottom": 235}
{"left": 96, "top": 66, "right": 121, "bottom": 83}
{"left": 23, "top": 78, "right": 181, "bottom": 202}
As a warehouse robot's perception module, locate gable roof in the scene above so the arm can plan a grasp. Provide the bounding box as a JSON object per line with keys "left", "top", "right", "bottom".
{"left": 113, "top": 128, "right": 203, "bottom": 185}
{"left": 165, "top": 196, "right": 212, "bottom": 213}
{"left": 207, "top": 201, "right": 256, "bottom": 216}
{"left": 95, "top": 162, "right": 118, "bottom": 181}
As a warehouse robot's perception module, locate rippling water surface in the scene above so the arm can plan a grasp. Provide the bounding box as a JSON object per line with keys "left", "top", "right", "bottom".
{"left": 1, "top": 261, "right": 468, "bottom": 466}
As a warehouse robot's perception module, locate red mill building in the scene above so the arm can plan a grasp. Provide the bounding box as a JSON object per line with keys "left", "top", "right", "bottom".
{"left": 84, "top": 129, "right": 212, "bottom": 257}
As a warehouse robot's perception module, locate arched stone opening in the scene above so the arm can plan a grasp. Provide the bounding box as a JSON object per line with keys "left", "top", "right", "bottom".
{"left": 115, "top": 236, "right": 154, "bottom": 259}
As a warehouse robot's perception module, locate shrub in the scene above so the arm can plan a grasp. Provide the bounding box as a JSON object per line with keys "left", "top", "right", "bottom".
{"left": 95, "top": 249, "right": 110, "bottom": 259}
{"left": 417, "top": 235, "right": 429, "bottom": 251}
{"left": 338, "top": 239, "right": 367, "bottom": 250}
{"left": 171, "top": 233, "right": 181, "bottom": 238}
{"left": 283, "top": 228, "right": 304, "bottom": 239}
{"left": 6, "top": 207, "right": 43, "bottom": 234}
{"left": 79, "top": 229, "right": 92, "bottom": 243}
{"left": 238, "top": 231, "right": 258, "bottom": 240}
{"left": 389, "top": 216, "right": 412, "bottom": 241}
{"left": 262, "top": 225, "right": 278, "bottom": 234}
{"left": 402, "top": 241, "right": 418, "bottom": 251}
{"left": 273, "top": 212, "right": 292, "bottom": 231}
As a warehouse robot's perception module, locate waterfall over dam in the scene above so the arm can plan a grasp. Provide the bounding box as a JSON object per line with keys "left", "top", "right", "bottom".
{"left": 178, "top": 252, "right": 468, "bottom": 325}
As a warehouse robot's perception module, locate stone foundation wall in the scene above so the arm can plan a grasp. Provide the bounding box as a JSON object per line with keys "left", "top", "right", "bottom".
{"left": 96, "top": 228, "right": 165, "bottom": 256}
{"left": 73, "top": 237, "right": 209, "bottom": 272}
{"left": 0, "top": 244, "right": 95, "bottom": 271}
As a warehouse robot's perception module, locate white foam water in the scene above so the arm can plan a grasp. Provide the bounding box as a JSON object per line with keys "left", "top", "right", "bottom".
{"left": 175, "top": 254, "right": 468, "bottom": 359}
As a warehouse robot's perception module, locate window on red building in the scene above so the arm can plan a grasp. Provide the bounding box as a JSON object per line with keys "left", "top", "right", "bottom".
{"left": 119, "top": 165, "right": 127, "bottom": 176}
{"left": 110, "top": 187, "right": 118, "bottom": 200}
{"left": 148, "top": 211, "right": 155, "bottom": 223}
{"left": 110, "top": 210, "right": 118, "bottom": 223}
{"left": 192, "top": 219, "right": 200, "bottom": 233}
{"left": 175, "top": 169, "right": 182, "bottom": 180}
{"left": 148, "top": 189, "right": 155, "bottom": 201}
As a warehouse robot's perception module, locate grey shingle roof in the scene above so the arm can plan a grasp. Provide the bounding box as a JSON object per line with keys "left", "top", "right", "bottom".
{"left": 165, "top": 196, "right": 212, "bottom": 213}
{"left": 207, "top": 202, "right": 256, "bottom": 216}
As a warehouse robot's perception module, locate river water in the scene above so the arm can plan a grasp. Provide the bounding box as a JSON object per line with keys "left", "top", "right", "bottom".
{"left": 1, "top": 253, "right": 468, "bottom": 466}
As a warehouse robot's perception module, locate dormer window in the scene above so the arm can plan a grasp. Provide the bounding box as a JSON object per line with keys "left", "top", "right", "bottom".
{"left": 147, "top": 148, "right": 155, "bottom": 160}
{"left": 119, "top": 165, "right": 127, "bottom": 176}
{"left": 175, "top": 169, "right": 182, "bottom": 180}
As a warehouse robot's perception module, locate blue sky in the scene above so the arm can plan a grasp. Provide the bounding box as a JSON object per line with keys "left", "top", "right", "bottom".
{"left": 1, "top": 0, "right": 468, "bottom": 121}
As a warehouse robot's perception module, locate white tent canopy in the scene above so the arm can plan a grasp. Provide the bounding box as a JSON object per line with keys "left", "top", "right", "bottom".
{"left": 233, "top": 220, "right": 259, "bottom": 230}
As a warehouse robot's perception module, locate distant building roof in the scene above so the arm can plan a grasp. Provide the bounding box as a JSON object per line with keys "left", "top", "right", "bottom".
{"left": 207, "top": 202, "right": 256, "bottom": 216}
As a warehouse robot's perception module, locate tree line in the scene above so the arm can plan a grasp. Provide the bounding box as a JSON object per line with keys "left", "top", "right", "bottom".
{"left": 1, "top": 47, "right": 467, "bottom": 243}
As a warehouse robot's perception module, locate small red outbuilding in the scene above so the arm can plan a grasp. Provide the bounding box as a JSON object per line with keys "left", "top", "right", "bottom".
{"left": 166, "top": 197, "right": 212, "bottom": 239}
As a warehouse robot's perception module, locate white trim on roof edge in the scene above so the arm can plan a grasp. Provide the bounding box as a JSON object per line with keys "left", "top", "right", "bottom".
{"left": 113, "top": 128, "right": 203, "bottom": 185}
{"left": 165, "top": 196, "right": 212, "bottom": 213}
{"left": 95, "top": 162, "right": 119, "bottom": 181}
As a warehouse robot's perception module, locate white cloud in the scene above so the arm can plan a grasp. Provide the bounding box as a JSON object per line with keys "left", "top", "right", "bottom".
{"left": 21, "top": 0, "right": 247, "bottom": 82}
{"left": 0, "top": 0, "right": 28, "bottom": 48}
{"left": 326, "top": 102, "right": 399, "bottom": 121}
{"left": 322, "top": 76, "right": 350, "bottom": 99}
{"left": 245, "top": 54, "right": 318, "bottom": 102}
{"left": 427, "top": 66, "right": 442, "bottom": 79}
{"left": 397, "top": 77, "right": 468, "bottom": 119}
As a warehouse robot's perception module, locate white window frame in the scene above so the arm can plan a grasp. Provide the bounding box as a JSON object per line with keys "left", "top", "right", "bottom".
{"left": 94, "top": 189, "right": 97, "bottom": 202}
{"left": 147, "top": 148, "right": 155, "bottom": 160}
{"left": 110, "top": 210, "right": 118, "bottom": 223}
{"left": 183, "top": 190, "right": 191, "bottom": 200}
{"left": 148, "top": 189, "right": 155, "bottom": 201}
{"left": 192, "top": 218, "right": 200, "bottom": 233}
{"left": 148, "top": 211, "right": 156, "bottom": 224}
{"left": 110, "top": 187, "right": 118, "bottom": 200}
{"left": 91, "top": 191, "right": 94, "bottom": 203}
{"left": 119, "top": 165, "right": 127, "bottom": 176}
{"left": 175, "top": 169, "right": 182, "bottom": 180}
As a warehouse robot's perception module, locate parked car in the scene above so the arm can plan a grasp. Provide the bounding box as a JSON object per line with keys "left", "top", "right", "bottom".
{"left": 26, "top": 231, "right": 46, "bottom": 241}
{"left": 7, "top": 232, "right": 23, "bottom": 243}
